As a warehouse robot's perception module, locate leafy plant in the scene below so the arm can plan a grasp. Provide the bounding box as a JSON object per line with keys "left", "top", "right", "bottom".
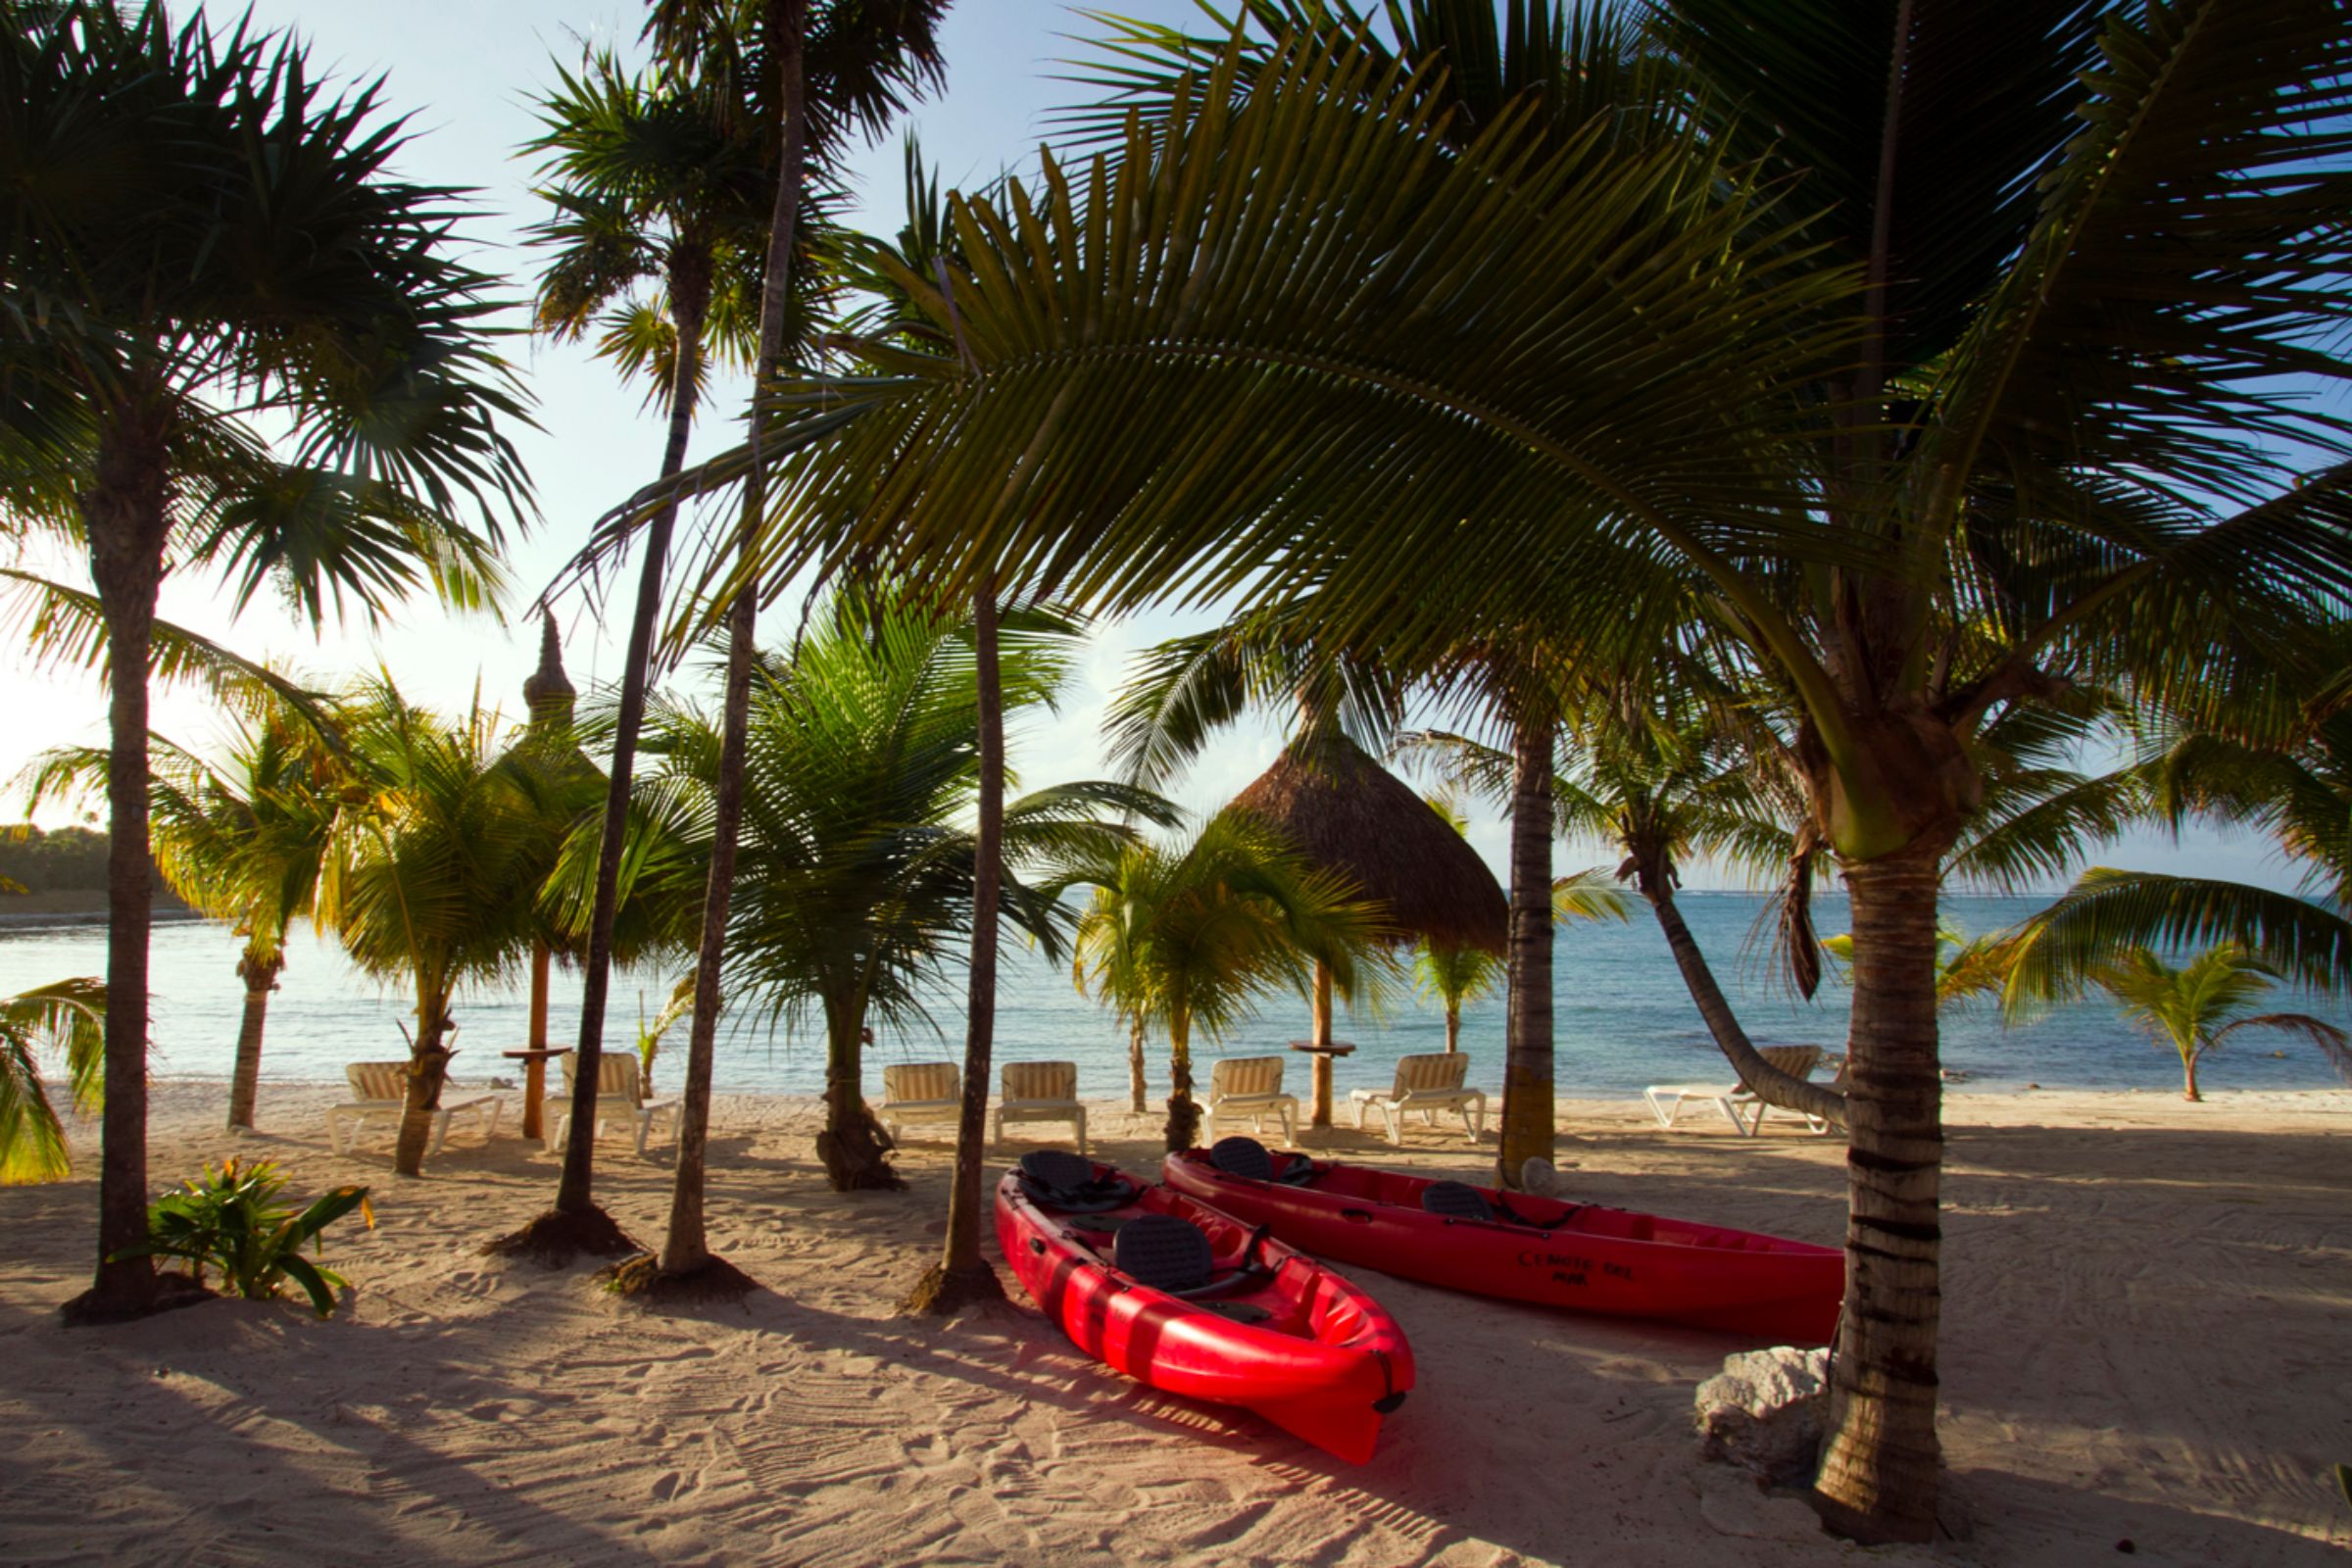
{"left": 0, "top": 979, "right": 106, "bottom": 1185}
{"left": 117, "top": 1158, "right": 372, "bottom": 1315}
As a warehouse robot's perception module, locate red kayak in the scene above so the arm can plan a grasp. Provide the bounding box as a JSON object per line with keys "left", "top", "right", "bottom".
{"left": 1162, "top": 1139, "right": 1842, "bottom": 1345}
{"left": 994, "top": 1151, "right": 1413, "bottom": 1463}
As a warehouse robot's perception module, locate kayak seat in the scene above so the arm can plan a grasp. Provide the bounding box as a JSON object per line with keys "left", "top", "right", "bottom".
{"left": 1210, "top": 1135, "right": 1276, "bottom": 1181}
{"left": 1115, "top": 1213, "right": 1218, "bottom": 1294}
{"left": 1421, "top": 1180, "right": 1496, "bottom": 1223}
{"left": 1017, "top": 1149, "right": 1138, "bottom": 1213}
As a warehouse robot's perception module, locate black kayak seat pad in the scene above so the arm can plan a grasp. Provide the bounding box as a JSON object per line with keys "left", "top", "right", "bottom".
{"left": 1208, "top": 1135, "right": 1274, "bottom": 1181}
{"left": 1016, "top": 1148, "right": 1138, "bottom": 1213}
{"left": 1115, "top": 1212, "right": 1219, "bottom": 1293}
{"left": 1421, "top": 1179, "right": 1496, "bottom": 1223}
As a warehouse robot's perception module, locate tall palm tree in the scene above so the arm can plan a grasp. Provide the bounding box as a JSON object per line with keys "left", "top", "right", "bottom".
{"left": 575, "top": 6, "right": 2352, "bottom": 1536}
{"left": 625, "top": 0, "right": 950, "bottom": 1289}
{"left": 322, "top": 684, "right": 578, "bottom": 1178}
{"left": 604, "top": 590, "right": 1166, "bottom": 1196}
{"left": 1063, "top": 816, "right": 1382, "bottom": 1152}
{"left": 1, "top": 2, "right": 532, "bottom": 1321}
{"left": 0, "top": 978, "right": 106, "bottom": 1186}
{"left": 519, "top": 46, "right": 768, "bottom": 1239}
{"left": 22, "top": 699, "right": 344, "bottom": 1132}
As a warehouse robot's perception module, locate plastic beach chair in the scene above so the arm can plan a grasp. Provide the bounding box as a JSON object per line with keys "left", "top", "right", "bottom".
{"left": 1642, "top": 1045, "right": 1825, "bottom": 1137}
{"left": 880, "top": 1061, "right": 963, "bottom": 1143}
{"left": 326, "top": 1060, "right": 504, "bottom": 1157}
{"left": 1348, "top": 1053, "right": 1487, "bottom": 1146}
{"left": 994, "top": 1060, "right": 1087, "bottom": 1154}
{"left": 1205, "top": 1054, "right": 1300, "bottom": 1144}
{"left": 548, "top": 1051, "right": 680, "bottom": 1158}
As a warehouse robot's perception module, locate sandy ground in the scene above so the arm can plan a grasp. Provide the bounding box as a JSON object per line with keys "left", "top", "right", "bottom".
{"left": 1, "top": 1080, "right": 2346, "bottom": 1568}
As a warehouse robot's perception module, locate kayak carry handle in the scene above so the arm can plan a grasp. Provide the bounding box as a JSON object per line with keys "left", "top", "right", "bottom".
{"left": 1340, "top": 1207, "right": 1374, "bottom": 1223}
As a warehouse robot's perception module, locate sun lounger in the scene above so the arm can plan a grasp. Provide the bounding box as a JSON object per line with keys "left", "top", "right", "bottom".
{"left": 994, "top": 1060, "right": 1086, "bottom": 1154}
{"left": 547, "top": 1051, "right": 680, "bottom": 1158}
{"left": 1205, "top": 1054, "right": 1299, "bottom": 1143}
{"left": 1348, "top": 1053, "right": 1487, "bottom": 1146}
{"left": 1643, "top": 1045, "right": 1825, "bottom": 1136}
{"left": 880, "top": 1061, "right": 963, "bottom": 1143}
{"left": 326, "top": 1060, "right": 503, "bottom": 1156}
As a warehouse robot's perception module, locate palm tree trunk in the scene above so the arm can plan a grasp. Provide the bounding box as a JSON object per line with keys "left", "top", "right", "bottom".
{"left": 657, "top": 0, "right": 809, "bottom": 1278}
{"left": 817, "top": 1000, "right": 903, "bottom": 1191}
{"left": 2182, "top": 1049, "right": 2201, "bottom": 1102}
{"left": 1307, "top": 958, "right": 1335, "bottom": 1127}
{"left": 1812, "top": 844, "right": 1944, "bottom": 1544}
{"left": 394, "top": 995, "right": 454, "bottom": 1178}
{"left": 1643, "top": 882, "right": 1844, "bottom": 1130}
{"left": 1495, "top": 711, "right": 1555, "bottom": 1189}
{"left": 1164, "top": 1008, "right": 1198, "bottom": 1152}
{"left": 557, "top": 280, "right": 711, "bottom": 1219}
{"left": 65, "top": 407, "right": 171, "bottom": 1323}
{"left": 660, "top": 584, "right": 756, "bottom": 1273}
{"left": 1127, "top": 1020, "right": 1147, "bottom": 1114}
{"left": 904, "top": 578, "right": 1008, "bottom": 1314}
{"left": 1445, "top": 1002, "right": 1460, "bottom": 1054}
{"left": 227, "top": 948, "right": 281, "bottom": 1131}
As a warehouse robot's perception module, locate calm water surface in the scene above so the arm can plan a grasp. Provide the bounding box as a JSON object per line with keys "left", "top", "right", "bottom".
{"left": 4, "top": 894, "right": 2345, "bottom": 1100}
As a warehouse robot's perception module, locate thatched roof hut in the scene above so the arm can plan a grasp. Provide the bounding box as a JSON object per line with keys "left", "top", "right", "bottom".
{"left": 1224, "top": 729, "right": 1507, "bottom": 955}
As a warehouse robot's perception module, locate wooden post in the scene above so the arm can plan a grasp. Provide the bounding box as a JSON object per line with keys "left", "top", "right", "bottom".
{"left": 1309, "top": 959, "right": 1335, "bottom": 1127}
{"left": 523, "top": 937, "right": 551, "bottom": 1141}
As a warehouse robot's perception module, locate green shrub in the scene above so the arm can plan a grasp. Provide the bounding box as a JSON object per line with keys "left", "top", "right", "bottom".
{"left": 117, "top": 1157, "right": 371, "bottom": 1315}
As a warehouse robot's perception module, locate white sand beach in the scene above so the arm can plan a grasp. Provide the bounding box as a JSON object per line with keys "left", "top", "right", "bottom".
{"left": 2, "top": 1084, "right": 2346, "bottom": 1567}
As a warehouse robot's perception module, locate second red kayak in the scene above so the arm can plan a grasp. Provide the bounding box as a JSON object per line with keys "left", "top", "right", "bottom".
{"left": 996, "top": 1151, "right": 1414, "bottom": 1463}
{"left": 1163, "top": 1140, "right": 1842, "bottom": 1345}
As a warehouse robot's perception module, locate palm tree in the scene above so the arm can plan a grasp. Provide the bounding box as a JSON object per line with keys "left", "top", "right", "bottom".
{"left": 0, "top": 979, "right": 106, "bottom": 1186}
{"left": 1064, "top": 817, "right": 1383, "bottom": 1152}
{"left": 610, "top": 590, "right": 1167, "bottom": 1195}
{"left": 322, "top": 684, "right": 576, "bottom": 1178}
{"left": 626, "top": 0, "right": 949, "bottom": 1290}
{"left": 576, "top": 5, "right": 2352, "bottom": 1536}
{"left": 1408, "top": 793, "right": 1626, "bottom": 1054}
{"left": 2004, "top": 708, "right": 2352, "bottom": 1001}
{"left": 519, "top": 45, "right": 768, "bottom": 1240}
{"left": 2, "top": 2, "right": 531, "bottom": 1322}
{"left": 2053, "top": 946, "right": 2350, "bottom": 1102}
{"left": 22, "top": 700, "right": 344, "bottom": 1132}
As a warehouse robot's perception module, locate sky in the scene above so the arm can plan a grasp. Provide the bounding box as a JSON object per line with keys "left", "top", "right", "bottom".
{"left": 0, "top": 0, "right": 2309, "bottom": 895}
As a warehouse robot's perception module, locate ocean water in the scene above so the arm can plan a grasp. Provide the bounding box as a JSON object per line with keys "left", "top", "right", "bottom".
{"left": 3, "top": 893, "right": 2346, "bottom": 1101}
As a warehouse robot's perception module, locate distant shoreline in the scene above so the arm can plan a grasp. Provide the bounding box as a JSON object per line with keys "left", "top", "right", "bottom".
{"left": 0, "top": 890, "right": 199, "bottom": 927}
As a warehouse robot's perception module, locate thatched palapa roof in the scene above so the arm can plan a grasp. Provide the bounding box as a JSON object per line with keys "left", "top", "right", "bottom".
{"left": 1224, "top": 730, "right": 1507, "bottom": 955}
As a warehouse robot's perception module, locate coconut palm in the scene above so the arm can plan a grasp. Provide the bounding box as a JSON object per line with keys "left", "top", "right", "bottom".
{"left": 519, "top": 46, "right": 772, "bottom": 1237}
{"left": 21, "top": 698, "right": 345, "bottom": 1132}
{"left": 576, "top": 4, "right": 2352, "bottom": 1535}
{"left": 2004, "top": 708, "right": 2352, "bottom": 1003}
{"left": 1, "top": 1, "right": 531, "bottom": 1320}
{"left": 607, "top": 590, "right": 1170, "bottom": 1193}
{"left": 2053, "top": 946, "right": 2350, "bottom": 1101}
{"left": 1063, "top": 815, "right": 1383, "bottom": 1152}
{"left": 620, "top": 0, "right": 949, "bottom": 1291}
{"left": 322, "top": 684, "right": 575, "bottom": 1178}
{"left": 0, "top": 979, "right": 106, "bottom": 1186}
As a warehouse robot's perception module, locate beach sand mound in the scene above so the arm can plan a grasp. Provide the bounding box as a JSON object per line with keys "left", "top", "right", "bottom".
{"left": 2, "top": 1081, "right": 2346, "bottom": 1566}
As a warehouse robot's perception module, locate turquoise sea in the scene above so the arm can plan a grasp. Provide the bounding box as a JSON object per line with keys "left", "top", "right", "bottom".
{"left": 4, "top": 893, "right": 2346, "bottom": 1101}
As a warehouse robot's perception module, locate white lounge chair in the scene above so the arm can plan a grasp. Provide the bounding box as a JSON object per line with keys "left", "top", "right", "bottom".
{"left": 326, "top": 1060, "right": 504, "bottom": 1157}
{"left": 1643, "top": 1045, "right": 1825, "bottom": 1137}
{"left": 1349, "top": 1053, "right": 1487, "bottom": 1146}
{"left": 547, "top": 1051, "right": 680, "bottom": 1158}
{"left": 879, "top": 1061, "right": 963, "bottom": 1144}
{"left": 1205, "top": 1054, "right": 1299, "bottom": 1143}
{"left": 993, "top": 1060, "right": 1086, "bottom": 1154}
